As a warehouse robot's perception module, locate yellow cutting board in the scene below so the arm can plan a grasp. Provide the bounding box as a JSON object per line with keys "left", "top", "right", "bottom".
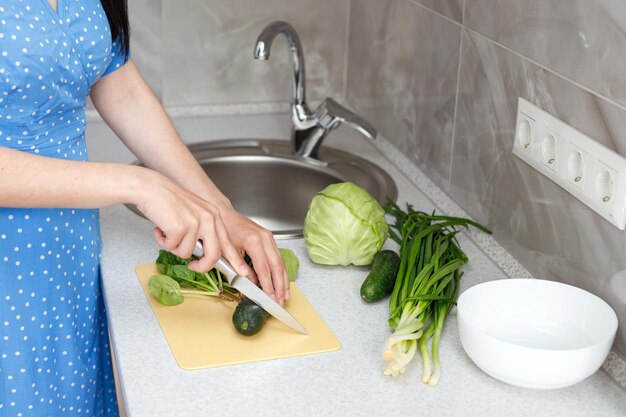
{"left": 135, "top": 264, "right": 341, "bottom": 370}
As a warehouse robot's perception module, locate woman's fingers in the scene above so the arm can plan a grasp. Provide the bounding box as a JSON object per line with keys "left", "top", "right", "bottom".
{"left": 261, "top": 236, "right": 288, "bottom": 303}
{"left": 153, "top": 227, "right": 166, "bottom": 246}
{"left": 243, "top": 236, "right": 277, "bottom": 303}
{"left": 215, "top": 219, "right": 257, "bottom": 283}
{"left": 154, "top": 216, "right": 197, "bottom": 260}
{"left": 187, "top": 220, "right": 220, "bottom": 273}
{"left": 242, "top": 230, "right": 288, "bottom": 305}
{"left": 172, "top": 224, "right": 199, "bottom": 259}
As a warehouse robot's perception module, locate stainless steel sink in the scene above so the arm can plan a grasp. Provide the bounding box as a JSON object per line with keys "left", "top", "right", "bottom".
{"left": 128, "top": 139, "right": 397, "bottom": 238}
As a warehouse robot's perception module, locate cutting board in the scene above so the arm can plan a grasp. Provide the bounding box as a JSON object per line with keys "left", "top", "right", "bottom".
{"left": 135, "top": 264, "right": 341, "bottom": 370}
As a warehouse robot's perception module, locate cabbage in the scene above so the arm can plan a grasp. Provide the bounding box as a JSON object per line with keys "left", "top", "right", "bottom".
{"left": 303, "top": 182, "right": 388, "bottom": 266}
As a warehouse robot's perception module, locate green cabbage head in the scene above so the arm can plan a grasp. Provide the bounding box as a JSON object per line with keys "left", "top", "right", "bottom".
{"left": 303, "top": 182, "right": 388, "bottom": 266}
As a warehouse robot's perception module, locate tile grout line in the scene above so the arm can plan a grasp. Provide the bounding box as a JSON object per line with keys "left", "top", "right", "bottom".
{"left": 408, "top": 0, "right": 626, "bottom": 115}
{"left": 342, "top": 0, "right": 352, "bottom": 100}
{"left": 462, "top": 0, "right": 466, "bottom": 24}
{"left": 449, "top": 25, "right": 464, "bottom": 187}
{"left": 159, "top": 0, "right": 166, "bottom": 105}
{"left": 466, "top": 27, "right": 626, "bottom": 114}
{"left": 408, "top": 0, "right": 464, "bottom": 28}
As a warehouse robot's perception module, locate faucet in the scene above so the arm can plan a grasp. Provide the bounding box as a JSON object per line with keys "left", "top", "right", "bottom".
{"left": 254, "top": 21, "right": 377, "bottom": 159}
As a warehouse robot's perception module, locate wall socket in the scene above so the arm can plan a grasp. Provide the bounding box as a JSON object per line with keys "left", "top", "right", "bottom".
{"left": 513, "top": 98, "right": 626, "bottom": 230}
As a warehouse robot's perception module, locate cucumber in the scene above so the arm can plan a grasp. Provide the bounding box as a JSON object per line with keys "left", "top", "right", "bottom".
{"left": 232, "top": 298, "right": 270, "bottom": 336}
{"left": 360, "top": 250, "right": 401, "bottom": 303}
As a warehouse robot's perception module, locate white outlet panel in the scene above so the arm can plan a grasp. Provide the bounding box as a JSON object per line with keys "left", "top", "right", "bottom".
{"left": 513, "top": 98, "right": 626, "bottom": 230}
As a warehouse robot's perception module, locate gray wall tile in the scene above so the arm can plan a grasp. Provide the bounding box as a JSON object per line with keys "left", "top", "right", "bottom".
{"left": 129, "top": 0, "right": 163, "bottom": 98}
{"left": 451, "top": 29, "right": 626, "bottom": 355}
{"left": 347, "top": 0, "right": 461, "bottom": 190}
{"left": 412, "top": 0, "right": 463, "bottom": 22}
{"left": 161, "top": 0, "right": 348, "bottom": 107}
{"left": 465, "top": 0, "right": 626, "bottom": 108}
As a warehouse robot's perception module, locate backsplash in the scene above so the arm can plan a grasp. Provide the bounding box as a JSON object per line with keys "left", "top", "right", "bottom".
{"left": 128, "top": 0, "right": 348, "bottom": 106}
{"left": 346, "top": 0, "right": 626, "bottom": 359}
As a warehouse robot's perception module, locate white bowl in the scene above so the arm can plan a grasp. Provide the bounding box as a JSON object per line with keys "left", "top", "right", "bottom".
{"left": 457, "top": 279, "right": 618, "bottom": 389}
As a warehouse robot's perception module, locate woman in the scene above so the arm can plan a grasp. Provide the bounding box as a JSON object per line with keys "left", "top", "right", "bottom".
{"left": 0, "top": 0, "right": 289, "bottom": 415}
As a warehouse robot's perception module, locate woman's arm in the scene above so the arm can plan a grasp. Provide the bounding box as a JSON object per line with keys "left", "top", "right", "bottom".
{"left": 0, "top": 147, "right": 143, "bottom": 208}
{"left": 89, "top": 60, "right": 289, "bottom": 303}
{"left": 0, "top": 147, "right": 248, "bottom": 280}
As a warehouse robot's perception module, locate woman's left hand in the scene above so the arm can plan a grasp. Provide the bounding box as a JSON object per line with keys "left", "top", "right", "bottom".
{"left": 218, "top": 206, "right": 290, "bottom": 305}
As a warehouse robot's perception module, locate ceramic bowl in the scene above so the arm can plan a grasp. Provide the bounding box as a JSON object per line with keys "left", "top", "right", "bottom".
{"left": 457, "top": 279, "right": 618, "bottom": 389}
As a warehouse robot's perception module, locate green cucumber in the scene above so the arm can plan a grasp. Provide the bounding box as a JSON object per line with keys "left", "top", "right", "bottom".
{"left": 360, "top": 250, "right": 401, "bottom": 303}
{"left": 232, "top": 298, "right": 270, "bottom": 336}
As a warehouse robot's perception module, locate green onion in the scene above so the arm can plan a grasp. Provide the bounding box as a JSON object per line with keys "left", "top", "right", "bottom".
{"left": 382, "top": 202, "right": 491, "bottom": 384}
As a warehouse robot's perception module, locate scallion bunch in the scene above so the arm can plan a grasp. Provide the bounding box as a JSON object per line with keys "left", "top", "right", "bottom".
{"left": 382, "top": 202, "right": 491, "bottom": 384}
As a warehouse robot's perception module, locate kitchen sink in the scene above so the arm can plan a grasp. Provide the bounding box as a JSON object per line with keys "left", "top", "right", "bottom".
{"left": 127, "top": 139, "right": 397, "bottom": 238}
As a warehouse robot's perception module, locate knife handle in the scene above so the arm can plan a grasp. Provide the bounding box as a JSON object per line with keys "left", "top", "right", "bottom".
{"left": 213, "top": 258, "right": 238, "bottom": 283}
{"left": 193, "top": 241, "right": 238, "bottom": 283}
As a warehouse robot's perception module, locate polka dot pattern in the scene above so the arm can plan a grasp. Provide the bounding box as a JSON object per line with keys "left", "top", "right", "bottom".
{"left": 0, "top": 1, "right": 128, "bottom": 416}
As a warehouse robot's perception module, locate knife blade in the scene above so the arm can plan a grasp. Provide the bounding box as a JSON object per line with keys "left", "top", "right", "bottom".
{"left": 193, "top": 241, "right": 308, "bottom": 335}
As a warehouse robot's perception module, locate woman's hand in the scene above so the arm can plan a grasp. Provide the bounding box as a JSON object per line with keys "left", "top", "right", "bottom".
{"left": 219, "top": 207, "right": 289, "bottom": 305}
{"left": 133, "top": 170, "right": 253, "bottom": 284}
{"left": 133, "top": 168, "right": 288, "bottom": 304}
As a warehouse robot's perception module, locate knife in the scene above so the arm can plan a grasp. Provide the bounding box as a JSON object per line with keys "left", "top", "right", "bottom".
{"left": 193, "top": 241, "right": 308, "bottom": 335}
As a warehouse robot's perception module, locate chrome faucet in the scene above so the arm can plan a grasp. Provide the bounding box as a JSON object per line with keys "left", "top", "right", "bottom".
{"left": 254, "top": 21, "right": 377, "bottom": 159}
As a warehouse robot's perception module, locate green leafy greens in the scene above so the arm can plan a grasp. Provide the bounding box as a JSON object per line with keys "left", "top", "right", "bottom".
{"left": 382, "top": 201, "right": 491, "bottom": 385}
{"left": 149, "top": 248, "right": 301, "bottom": 306}
{"left": 148, "top": 274, "right": 184, "bottom": 306}
{"left": 150, "top": 250, "right": 241, "bottom": 304}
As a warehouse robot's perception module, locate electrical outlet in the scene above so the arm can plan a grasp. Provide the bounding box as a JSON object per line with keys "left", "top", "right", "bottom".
{"left": 538, "top": 129, "right": 559, "bottom": 170}
{"left": 514, "top": 111, "right": 535, "bottom": 153}
{"left": 564, "top": 142, "right": 587, "bottom": 190}
{"left": 513, "top": 98, "right": 626, "bottom": 230}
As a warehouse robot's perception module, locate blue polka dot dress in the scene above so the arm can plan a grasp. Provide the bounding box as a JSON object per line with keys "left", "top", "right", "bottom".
{"left": 0, "top": 1, "right": 128, "bottom": 416}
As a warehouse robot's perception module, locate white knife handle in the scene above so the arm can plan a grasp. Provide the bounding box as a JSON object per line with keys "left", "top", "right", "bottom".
{"left": 193, "top": 240, "right": 238, "bottom": 283}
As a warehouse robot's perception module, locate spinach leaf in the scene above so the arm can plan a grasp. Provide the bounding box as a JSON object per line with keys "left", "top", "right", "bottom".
{"left": 148, "top": 274, "right": 184, "bottom": 306}
{"left": 156, "top": 249, "right": 193, "bottom": 274}
{"left": 168, "top": 264, "right": 199, "bottom": 283}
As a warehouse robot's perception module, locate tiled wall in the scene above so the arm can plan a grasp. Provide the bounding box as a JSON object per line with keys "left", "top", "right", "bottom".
{"left": 346, "top": 0, "right": 626, "bottom": 358}
{"left": 128, "top": 0, "right": 349, "bottom": 106}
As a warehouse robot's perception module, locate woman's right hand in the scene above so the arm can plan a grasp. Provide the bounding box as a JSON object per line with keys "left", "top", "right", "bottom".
{"left": 132, "top": 168, "right": 255, "bottom": 281}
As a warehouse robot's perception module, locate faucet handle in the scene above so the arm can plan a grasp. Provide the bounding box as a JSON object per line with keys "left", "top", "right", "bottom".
{"left": 316, "top": 98, "right": 377, "bottom": 140}
{"left": 295, "top": 98, "right": 377, "bottom": 158}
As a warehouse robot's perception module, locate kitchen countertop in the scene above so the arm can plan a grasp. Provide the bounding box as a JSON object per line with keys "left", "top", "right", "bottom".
{"left": 98, "top": 123, "right": 626, "bottom": 417}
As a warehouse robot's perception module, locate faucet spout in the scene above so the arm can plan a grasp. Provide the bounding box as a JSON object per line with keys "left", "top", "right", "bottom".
{"left": 254, "top": 21, "right": 377, "bottom": 160}
{"left": 254, "top": 21, "right": 311, "bottom": 126}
